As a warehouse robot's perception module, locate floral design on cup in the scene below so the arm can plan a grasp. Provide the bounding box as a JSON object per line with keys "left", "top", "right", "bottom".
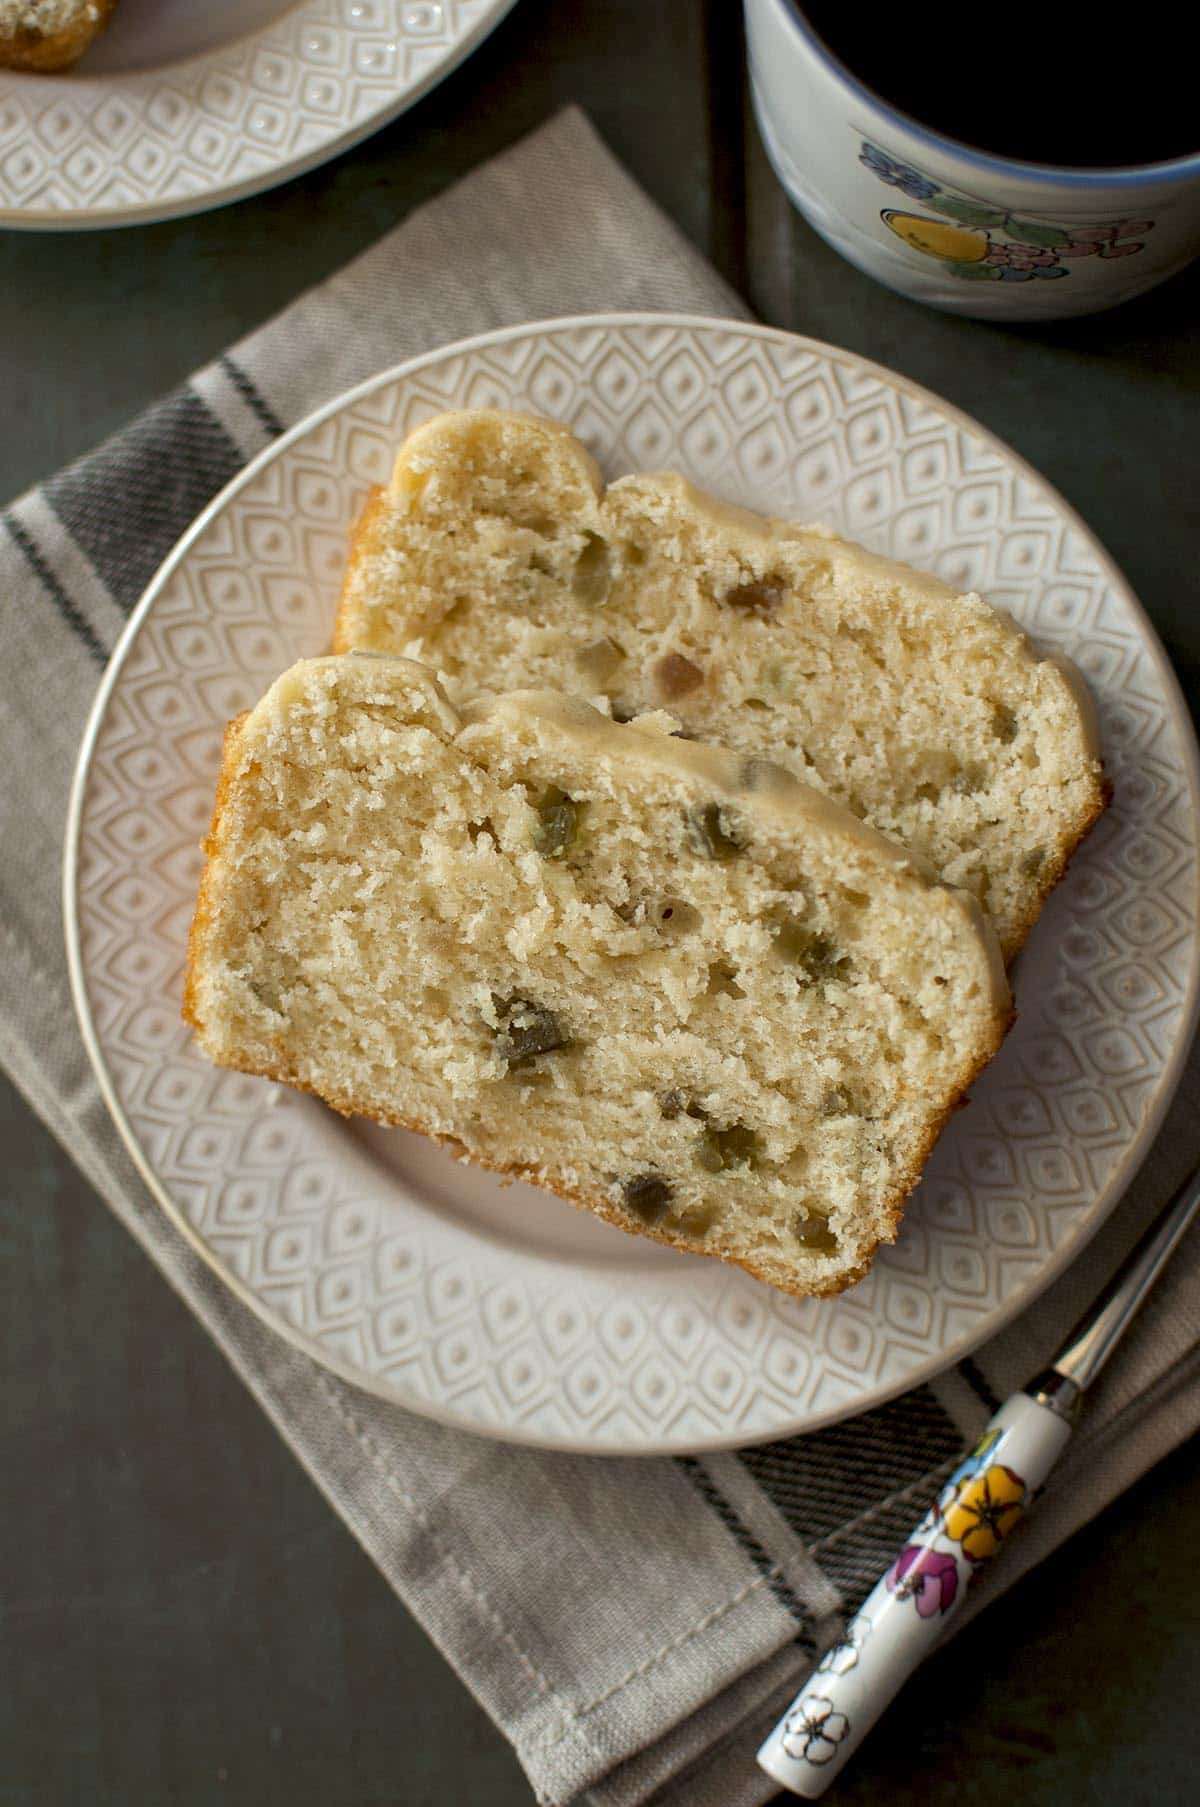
{"left": 780, "top": 1694, "right": 851, "bottom": 1767}
{"left": 861, "top": 141, "right": 1154, "bottom": 282}
{"left": 981, "top": 241, "right": 1069, "bottom": 281}
{"left": 1057, "top": 220, "right": 1154, "bottom": 259}
{"left": 860, "top": 142, "right": 939, "bottom": 201}
{"left": 885, "top": 1543, "right": 959, "bottom": 1616}
{"left": 941, "top": 1462, "right": 1026, "bottom": 1562}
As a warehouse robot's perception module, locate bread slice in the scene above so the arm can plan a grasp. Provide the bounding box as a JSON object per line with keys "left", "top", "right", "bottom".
{"left": 184, "top": 654, "right": 1011, "bottom": 1297}
{"left": 334, "top": 409, "right": 1105, "bottom": 959}
{"left": 0, "top": 0, "right": 117, "bottom": 69}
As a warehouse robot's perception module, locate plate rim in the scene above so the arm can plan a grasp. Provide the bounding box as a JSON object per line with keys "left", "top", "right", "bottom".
{"left": 0, "top": 0, "right": 520, "bottom": 231}
{"left": 64, "top": 310, "right": 1200, "bottom": 1453}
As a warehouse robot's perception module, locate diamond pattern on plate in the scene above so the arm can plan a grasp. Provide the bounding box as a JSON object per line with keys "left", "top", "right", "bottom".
{"left": 69, "top": 319, "right": 1200, "bottom": 1451}
{"left": 0, "top": 1, "right": 513, "bottom": 225}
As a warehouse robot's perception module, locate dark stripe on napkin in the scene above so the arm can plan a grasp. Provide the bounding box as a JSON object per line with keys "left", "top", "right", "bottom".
{"left": 958, "top": 1356, "right": 1001, "bottom": 1414}
{"left": 218, "top": 356, "right": 286, "bottom": 440}
{"left": 3, "top": 511, "right": 107, "bottom": 665}
{"left": 44, "top": 390, "right": 242, "bottom": 612}
{"left": 737, "top": 1386, "right": 962, "bottom": 1546}
{"left": 676, "top": 1456, "right": 817, "bottom": 1645}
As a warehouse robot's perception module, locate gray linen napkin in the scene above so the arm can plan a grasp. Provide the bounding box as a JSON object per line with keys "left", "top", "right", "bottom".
{"left": 2, "top": 108, "right": 1198, "bottom": 1807}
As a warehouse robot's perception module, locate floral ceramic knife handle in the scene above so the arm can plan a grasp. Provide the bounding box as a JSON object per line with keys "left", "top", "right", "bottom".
{"left": 759, "top": 1161, "right": 1200, "bottom": 1800}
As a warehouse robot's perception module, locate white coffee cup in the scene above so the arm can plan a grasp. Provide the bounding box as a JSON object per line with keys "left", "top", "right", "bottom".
{"left": 746, "top": 0, "right": 1200, "bottom": 320}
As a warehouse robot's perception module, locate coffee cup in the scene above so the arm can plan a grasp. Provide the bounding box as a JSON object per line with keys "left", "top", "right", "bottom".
{"left": 746, "top": 0, "right": 1200, "bottom": 319}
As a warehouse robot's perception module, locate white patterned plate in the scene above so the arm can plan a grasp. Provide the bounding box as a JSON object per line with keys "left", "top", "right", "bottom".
{"left": 0, "top": 0, "right": 517, "bottom": 229}
{"left": 65, "top": 316, "right": 1200, "bottom": 1452}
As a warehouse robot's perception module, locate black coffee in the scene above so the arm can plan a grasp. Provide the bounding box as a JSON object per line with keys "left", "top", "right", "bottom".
{"left": 796, "top": 4, "right": 1198, "bottom": 168}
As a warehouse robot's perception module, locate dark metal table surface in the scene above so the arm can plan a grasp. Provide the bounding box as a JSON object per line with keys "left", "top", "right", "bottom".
{"left": 3, "top": 3, "right": 1199, "bottom": 1802}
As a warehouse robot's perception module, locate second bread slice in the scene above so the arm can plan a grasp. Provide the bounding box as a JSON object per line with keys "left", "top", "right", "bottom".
{"left": 185, "top": 654, "right": 1011, "bottom": 1296}
{"left": 335, "top": 408, "right": 1105, "bottom": 958}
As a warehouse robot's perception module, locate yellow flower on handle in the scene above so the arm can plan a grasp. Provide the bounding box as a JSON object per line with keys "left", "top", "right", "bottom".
{"left": 942, "top": 1463, "right": 1026, "bottom": 1563}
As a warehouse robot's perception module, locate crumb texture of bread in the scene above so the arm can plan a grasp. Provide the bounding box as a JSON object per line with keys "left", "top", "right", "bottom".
{"left": 186, "top": 655, "right": 1011, "bottom": 1298}
{"left": 0, "top": 0, "right": 115, "bottom": 68}
{"left": 335, "top": 409, "right": 1105, "bottom": 958}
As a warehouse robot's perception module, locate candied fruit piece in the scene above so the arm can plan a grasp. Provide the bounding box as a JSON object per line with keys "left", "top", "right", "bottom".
{"left": 991, "top": 702, "right": 1019, "bottom": 743}
{"left": 697, "top": 1123, "right": 762, "bottom": 1172}
{"left": 769, "top": 915, "right": 852, "bottom": 984}
{"left": 622, "top": 1173, "right": 673, "bottom": 1223}
{"left": 532, "top": 785, "right": 579, "bottom": 858}
{"left": 792, "top": 1210, "right": 838, "bottom": 1253}
{"left": 685, "top": 802, "right": 746, "bottom": 861}
{"left": 495, "top": 997, "right": 570, "bottom": 1065}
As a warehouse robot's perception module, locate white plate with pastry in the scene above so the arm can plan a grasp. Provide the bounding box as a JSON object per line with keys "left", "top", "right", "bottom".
{"left": 0, "top": 0, "right": 518, "bottom": 229}
{"left": 66, "top": 314, "right": 1200, "bottom": 1451}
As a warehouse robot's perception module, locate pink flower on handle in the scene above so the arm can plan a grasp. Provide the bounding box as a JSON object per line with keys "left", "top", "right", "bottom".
{"left": 886, "top": 1543, "right": 959, "bottom": 1617}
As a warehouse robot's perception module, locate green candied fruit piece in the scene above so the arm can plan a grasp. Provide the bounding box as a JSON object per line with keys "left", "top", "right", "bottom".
{"left": 621, "top": 1173, "right": 673, "bottom": 1224}
{"left": 673, "top": 1202, "right": 721, "bottom": 1238}
{"left": 495, "top": 996, "right": 570, "bottom": 1066}
{"left": 991, "top": 702, "right": 1019, "bottom": 743}
{"left": 532, "top": 785, "right": 579, "bottom": 858}
{"left": 769, "top": 915, "right": 852, "bottom": 984}
{"left": 792, "top": 1209, "right": 839, "bottom": 1254}
{"left": 1021, "top": 846, "right": 1047, "bottom": 876}
{"left": 572, "top": 531, "right": 612, "bottom": 606}
{"left": 684, "top": 802, "right": 746, "bottom": 861}
{"left": 697, "top": 1123, "right": 763, "bottom": 1173}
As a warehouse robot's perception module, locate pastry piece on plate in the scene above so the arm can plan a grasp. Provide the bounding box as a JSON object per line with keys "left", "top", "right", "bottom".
{"left": 335, "top": 408, "right": 1105, "bottom": 959}
{"left": 184, "top": 654, "right": 1011, "bottom": 1297}
{"left": 0, "top": 0, "right": 117, "bottom": 71}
